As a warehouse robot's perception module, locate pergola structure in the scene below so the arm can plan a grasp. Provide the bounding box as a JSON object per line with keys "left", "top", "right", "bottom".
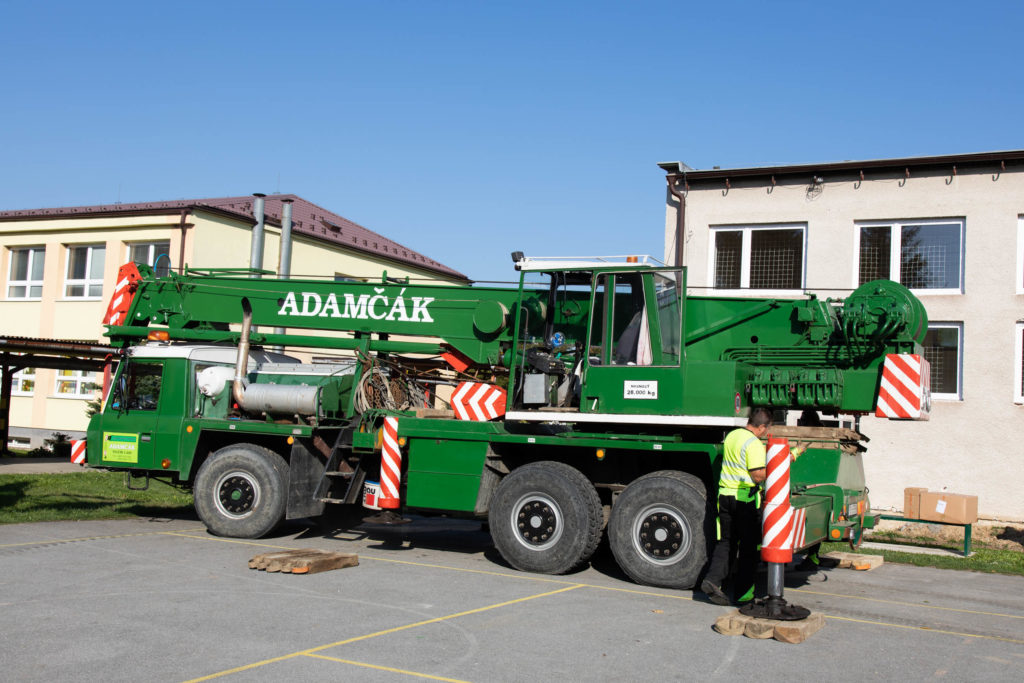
{"left": 0, "top": 336, "right": 118, "bottom": 452}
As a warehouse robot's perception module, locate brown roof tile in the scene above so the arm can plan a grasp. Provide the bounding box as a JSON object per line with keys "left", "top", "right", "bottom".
{"left": 0, "top": 194, "right": 467, "bottom": 280}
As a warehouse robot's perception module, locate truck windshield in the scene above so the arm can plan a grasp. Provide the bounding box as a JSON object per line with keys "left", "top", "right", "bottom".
{"left": 109, "top": 362, "right": 163, "bottom": 411}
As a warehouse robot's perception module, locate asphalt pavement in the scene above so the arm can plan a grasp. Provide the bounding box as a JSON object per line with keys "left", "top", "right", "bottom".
{"left": 1, "top": 515, "right": 1022, "bottom": 682}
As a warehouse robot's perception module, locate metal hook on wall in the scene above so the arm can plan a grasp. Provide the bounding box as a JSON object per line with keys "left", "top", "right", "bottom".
{"left": 854, "top": 170, "right": 864, "bottom": 190}
{"left": 993, "top": 160, "right": 1005, "bottom": 182}
{"left": 722, "top": 178, "right": 730, "bottom": 197}
{"left": 898, "top": 167, "right": 910, "bottom": 187}
{"left": 767, "top": 175, "right": 776, "bottom": 194}
{"left": 945, "top": 165, "right": 957, "bottom": 185}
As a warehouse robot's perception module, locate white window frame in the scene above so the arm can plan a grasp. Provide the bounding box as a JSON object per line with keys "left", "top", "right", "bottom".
{"left": 1016, "top": 216, "right": 1024, "bottom": 295}
{"left": 925, "top": 322, "right": 963, "bottom": 401}
{"left": 854, "top": 218, "right": 965, "bottom": 295}
{"left": 7, "top": 246, "right": 45, "bottom": 300}
{"left": 1015, "top": 323, "right": 1024, "bottom": 404}
{"left": 54, "top": 369, "right": 95, "bottom": 399}
{"left": 64, "top": 244, "right": 105, "bottom": 299}
{"left": 11, "top": 367, "right": 35, "bottom": 396}
{"left": 708, "top": 223, "right": 807, "bottom": 295}
{"left": 127, "top": 241, "right": 171, "bottom": 277}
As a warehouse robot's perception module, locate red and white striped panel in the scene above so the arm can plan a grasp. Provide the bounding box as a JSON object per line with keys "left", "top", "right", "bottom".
{"left": 451, "top": 382, "right": 507, "bottom": 421}
{"left": 788, "top": 506, "right": 807, "bottom": 552}
{"left": 761, "top": 437, "right": 794, "bottom": 564}
{"left": 70, "top": 439, "right": 86, "bottom": 465}
{"left": 378, "top": 417, "right": 402, "bottom": 509}
{"left": 875, "top": 353, "right": 931, "bottom": 420}
{"left": 102, "top": 263, "right": 143, "bottom": 326}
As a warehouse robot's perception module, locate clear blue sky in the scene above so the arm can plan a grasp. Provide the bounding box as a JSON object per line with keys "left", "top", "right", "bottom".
{"left": 2, "top": 1, "right": 1021, "bottom": 282}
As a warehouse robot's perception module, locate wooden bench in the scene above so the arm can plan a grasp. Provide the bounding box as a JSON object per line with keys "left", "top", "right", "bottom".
{"left": 878, "top": 514, "right": 973, "bottom": 556}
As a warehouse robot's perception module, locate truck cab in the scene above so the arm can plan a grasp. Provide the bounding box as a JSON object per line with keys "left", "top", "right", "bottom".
{"left": 88, "top": 343, "right": 354, "bottom": 481}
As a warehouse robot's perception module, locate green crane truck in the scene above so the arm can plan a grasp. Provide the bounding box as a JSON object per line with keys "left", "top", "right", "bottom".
{"left": 85, "top": 254, "right": 930, "bottom": 589}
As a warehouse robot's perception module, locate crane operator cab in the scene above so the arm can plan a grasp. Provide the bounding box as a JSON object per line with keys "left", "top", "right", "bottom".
{"left": 507, "top": 254, "right": 686, "bottom": 421}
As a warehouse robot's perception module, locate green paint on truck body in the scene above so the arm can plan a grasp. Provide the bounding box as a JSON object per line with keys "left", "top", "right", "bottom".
{"left": 85, "top": 257, "right": 928, "bottom": 579}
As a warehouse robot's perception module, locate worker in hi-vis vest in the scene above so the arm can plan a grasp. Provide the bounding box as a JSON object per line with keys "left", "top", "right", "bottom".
{"left": 701, "top": 407, "right": 772, "bottom": 606}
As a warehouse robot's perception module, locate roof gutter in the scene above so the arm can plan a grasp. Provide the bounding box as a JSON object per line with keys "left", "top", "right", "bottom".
{"left": 657, "top": 149, "right": 1024, "bottom": 185}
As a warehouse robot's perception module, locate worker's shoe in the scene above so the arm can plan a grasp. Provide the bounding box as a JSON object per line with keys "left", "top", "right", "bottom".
{"left": 701, "top": 580, "right": 730, "bottom": 606}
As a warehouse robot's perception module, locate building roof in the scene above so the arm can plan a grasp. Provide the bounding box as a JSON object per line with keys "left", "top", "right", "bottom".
{"left": 0, "top": 194, "right": 467, "bottom": 280}
{"left": 658, "top": 149, "right": 1024, "bottom": 185}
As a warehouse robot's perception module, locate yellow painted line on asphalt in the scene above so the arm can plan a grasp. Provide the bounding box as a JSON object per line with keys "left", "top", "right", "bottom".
{"left": 169, "top": 532, "right": 699, "bottom": 602}
{"left": 164, "top": 532, "right": 296, "bottom": 550}
{"left": 304, "top": 653, "right": 471, "bottom": 682}
{"left": 825, "top": 614, "right": 1024, "bottom": 645}
{"left": 0, "top": 528, "right": 208, "bottom": 548}
{"left": 790, "top": 587, "right": 1024, "bottom": 621}
{"left": 170, "top": 532, "right": 1024, "bottom": 623}
{"left": 182, "top": 584, "right": 583, "bottom": 682}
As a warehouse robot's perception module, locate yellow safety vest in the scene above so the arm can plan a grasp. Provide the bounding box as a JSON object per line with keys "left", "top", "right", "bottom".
{"left": 719, "top": 427, "right": 766, "bottom": 502}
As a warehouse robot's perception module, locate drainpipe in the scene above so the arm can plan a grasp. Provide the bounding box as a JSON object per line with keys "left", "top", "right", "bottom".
{"left": 271, "top": 199, "right": 293, "bottom": 350}
{"left": 250, "top": 193, "right": 266, "bottom": 278}
{"left": 666, "top": 173, "right": 687, "bottom": 268}
{"left": 177, "top": 209, "right": 192, "bottom": 275}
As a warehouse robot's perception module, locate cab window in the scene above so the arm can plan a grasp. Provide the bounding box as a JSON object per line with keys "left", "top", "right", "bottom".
{"left": 110, "top": 362, "right": 163, "bottom": 411}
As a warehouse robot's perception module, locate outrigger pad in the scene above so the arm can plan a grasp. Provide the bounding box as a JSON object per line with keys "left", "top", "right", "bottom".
{"left": 739, "top": 597, "right": 811, "bottom": 621}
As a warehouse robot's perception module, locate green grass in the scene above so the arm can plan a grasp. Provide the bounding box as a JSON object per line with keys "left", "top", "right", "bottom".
{"left": 821, "top": 541, "right": 1024, "bottom": 577}
{"left": 0, "top": 472, "right": 194, "bottom": 525}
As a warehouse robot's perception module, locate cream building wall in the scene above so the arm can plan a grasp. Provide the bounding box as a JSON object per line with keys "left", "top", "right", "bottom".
{"left": 1, "top": 207, "right": 461, "bottom": 447}
{"left": 663, "top": 164, "right": 1024, "bottom": 521}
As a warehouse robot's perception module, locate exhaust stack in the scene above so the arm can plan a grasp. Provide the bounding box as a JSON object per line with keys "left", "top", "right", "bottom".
{"left": 249, "top": 193, "right": 266, "bottom": 278}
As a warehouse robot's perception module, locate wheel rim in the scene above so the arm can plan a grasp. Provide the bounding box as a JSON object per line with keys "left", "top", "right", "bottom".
{"left": 630, "top": 504, "right": 691, "bottom": 566}
{"left": 214, "top": 470, "right": 260, "bottom": 519}
{"left": 510, "top": 492, "right": 563, "bottom": 551}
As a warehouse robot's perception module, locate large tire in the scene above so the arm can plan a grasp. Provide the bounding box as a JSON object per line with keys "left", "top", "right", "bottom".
{"left": 194, "top": 444, "right": 287, "bottom": 538}
{"left": 489, "top": 461, "right": 603, "bottom": 575}
{"left": 608, "top": 470, "right": 707, "bottom": 589}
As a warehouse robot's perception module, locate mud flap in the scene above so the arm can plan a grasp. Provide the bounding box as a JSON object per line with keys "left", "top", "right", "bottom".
{"left": 287, "top": 440, "right": 326, "bottom": 520}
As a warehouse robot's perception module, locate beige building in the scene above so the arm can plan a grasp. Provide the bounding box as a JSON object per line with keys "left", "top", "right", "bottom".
{"left": 659, "top": 151, "right": 1024, "bottom": 521}
{"left": 0, "top": 194, "right": 466, "bottom": 448}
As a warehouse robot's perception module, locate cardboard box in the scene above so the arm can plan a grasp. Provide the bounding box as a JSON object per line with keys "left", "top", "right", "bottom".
{"left": 904, "top": 487, "right": 927, "bottom": 518}
{"left": 919, "top": 492, "right": 978, "bottom": 524}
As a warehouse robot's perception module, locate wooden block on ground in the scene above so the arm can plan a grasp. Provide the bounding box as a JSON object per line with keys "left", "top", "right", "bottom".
{"left": 250, "top": 549, "right": 358, "bottom": 575}
{"left": 713, "top": 610, "right": 753, "bottom": 636}
{"left": 290, "top": 553, "right": 358, "bottom": 574}
{"left": 249, "top": 549, "right": 315, "bottom": 570}
{"left": 773, "top": 612, "right": 825, "bottom": 643}
{"left": 743, "top": 617, "right": 778, "bottom": 639}
{"left": 822, "top": 551, "right": 883, "bottom": 570}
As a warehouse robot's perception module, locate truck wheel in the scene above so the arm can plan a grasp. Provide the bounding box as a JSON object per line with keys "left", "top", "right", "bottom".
{"left": 194, "top": 444, "right": 287, "bottom": 538}
{"left": 489, "top": 461, "right": 603, "bottom": 575}
{"left": 608, "top": 471, "right": 707, "bottom": 589}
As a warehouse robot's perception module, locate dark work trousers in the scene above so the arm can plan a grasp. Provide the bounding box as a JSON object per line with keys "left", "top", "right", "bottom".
{"left": 704, "top": 493, "right": 760, "bottom": 602}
